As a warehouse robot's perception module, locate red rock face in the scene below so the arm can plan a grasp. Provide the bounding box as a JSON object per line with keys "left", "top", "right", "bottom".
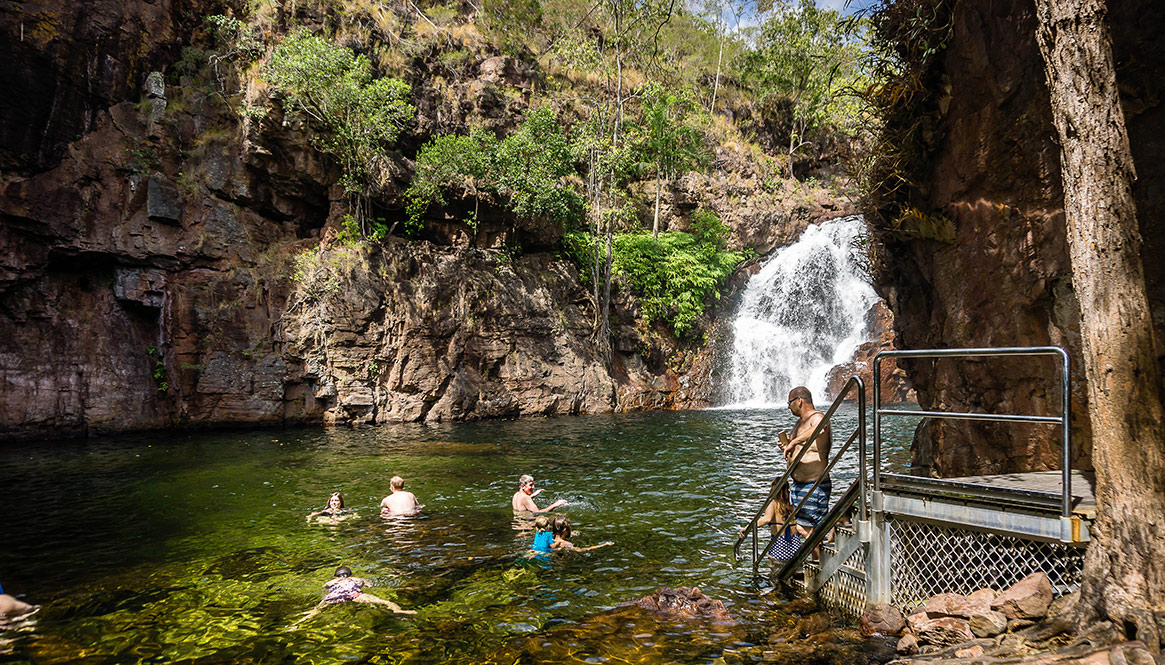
{"left": 825, "top": 300, "right": 915, "bottom": 404}
{"left": 871, "top": 0, "right": 1165, "bottom": 476}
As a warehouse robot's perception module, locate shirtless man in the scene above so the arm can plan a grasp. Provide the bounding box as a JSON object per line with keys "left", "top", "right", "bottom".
{"left": 380, "top": 476, "right": 421, "bottom": 516}
{"left": 780, "top": 387, "right": 832, "bottom": 534}
{"left": 511, "top": 474, "right": 567, "bottom": 514}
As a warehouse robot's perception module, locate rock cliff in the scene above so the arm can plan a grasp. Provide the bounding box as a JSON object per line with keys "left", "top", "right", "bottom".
{"left": 869, "top": 0, "right": 1164, "bottom": 476}
{"left": 0, "top": 0, "right": 861, "bottom": 439}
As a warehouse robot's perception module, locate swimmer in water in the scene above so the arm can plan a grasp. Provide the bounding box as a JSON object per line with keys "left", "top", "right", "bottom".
{"left": 379, "top": 476, "right": 422, "bottom": 516}
{"left": 512, "top": 474, "right": 567, "bottom": 514}
{"left": 290, "top": 566, "right": 416, "bottom": 628}
{"left": 550, "top": 515, "right": 613, "bottom": 553}
{"left": 529, "top": 515, "right": 554, "bottom": 555}
{"left": 306, "top": 492, "right": 358, "bottom": 523}
{"left": 0, "top": 593, "right": 39, "bottom": 630}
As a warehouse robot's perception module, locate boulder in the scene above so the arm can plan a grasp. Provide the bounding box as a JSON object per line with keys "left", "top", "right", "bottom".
{"left": 968, "top": 588, "right": 998, "bottom": 601}
{"left": 799, "top": 612, "right": 832, "bottom": 637}
{"left": 991, "top": 572, "right": 1053, "bottom": 619}
{"left": 955, "top": 644, "right": 985, "bottom": 658}
{"left": 916, "top": 617, "right": 975, "bottom": 646}
{"left": 920, "top": 592, "right": 968, "bottom": 617}
{"left": 630, "top": 587, "right": 733, "bottom": 622}
{"left": 968, "top": 609, "right": 1009, "bottom": 637}
{"left": 896, "top": 632, "right": 919, "bottom": 655}
{"left": 906, "top": 611, "right": 932, "bottom": 634}
{"left": 860, "top": 603, "right": 906, "bottom": 636}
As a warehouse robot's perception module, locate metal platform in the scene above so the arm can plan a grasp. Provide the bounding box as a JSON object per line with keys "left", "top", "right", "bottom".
{"left": 736, "top": 346, "right": 1094, "bottom": 620}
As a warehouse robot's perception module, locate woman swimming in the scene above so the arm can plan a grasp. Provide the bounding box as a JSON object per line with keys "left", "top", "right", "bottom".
{"left": 306, "top": 492, "right": 358, "bottom": 523}
{"left": 290, "top": 566, "right": 416, "bottom": 628}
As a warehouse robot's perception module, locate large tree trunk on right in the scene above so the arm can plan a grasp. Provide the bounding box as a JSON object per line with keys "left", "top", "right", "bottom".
{"left": 1034, "top": 0, "right": 1165, "bottom": 653}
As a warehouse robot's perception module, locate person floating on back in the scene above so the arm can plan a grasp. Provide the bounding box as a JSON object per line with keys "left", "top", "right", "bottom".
{"left": 550, "top": 515, "right": 613, "bottom": 553}
{"left": 780, "top": 386, "right": 832, "bottom": 549}
{"left": 380, "top": 476, "right": 422, "bottom": 516}
{"left": 290, "top": 566, "right": 415, "bottom": 628}
{"left": 306, "top": 492, "right": 358, "bottom": 523}
{"left": 512, "top": 474, "right": 567, "bottom": 514}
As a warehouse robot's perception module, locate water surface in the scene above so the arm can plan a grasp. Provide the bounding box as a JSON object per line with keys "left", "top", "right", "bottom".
{"left": 0, "top": 407, "right": 915, "bottom": 664}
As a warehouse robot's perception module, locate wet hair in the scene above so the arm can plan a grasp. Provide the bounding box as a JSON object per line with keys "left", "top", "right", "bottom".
{"left": 788, "top": 386, "right": 813, "bottom": 404}
{"left": 327, "top": 492, "right": 345, "bottom": 509}
{"left": 551, "top": 515, "right": 572, "bottom": 540}
{"left": 776, "top": 485, "right": 792, "bottom": 508}
{"left": 390, "top": 476, "right": 404, "bottom": 490}
{"left": 334, "top": 566, "right": 353, "bottom": 578}
{"left": 533, "top": 515, "right": 551, "bottom": 531}
{"left": 519, "top": 474, "right": 534, "bottom": 488}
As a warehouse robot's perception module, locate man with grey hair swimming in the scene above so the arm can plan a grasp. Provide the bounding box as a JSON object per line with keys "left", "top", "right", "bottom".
{"left": 512, "top": 474, "right": 567, "bottom": 514}
{"left": 380, "top": 475, "right": 421, "bottom": 516}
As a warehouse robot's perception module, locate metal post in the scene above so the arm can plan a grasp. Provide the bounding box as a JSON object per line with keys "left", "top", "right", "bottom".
{"left": 872, "top": 354, "right": 882, "bottom": 493}
{"left": 857, "top": 376, "right": 867, "bottom": 522}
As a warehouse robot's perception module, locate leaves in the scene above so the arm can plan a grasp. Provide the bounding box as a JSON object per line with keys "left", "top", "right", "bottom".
{"left": 264, "top": 31, "right": 414, "bottom": 201}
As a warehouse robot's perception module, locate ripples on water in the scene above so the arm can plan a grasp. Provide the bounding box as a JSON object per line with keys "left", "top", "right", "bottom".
{"left": 0, "top": 407, "right": 917, "bottom": 664}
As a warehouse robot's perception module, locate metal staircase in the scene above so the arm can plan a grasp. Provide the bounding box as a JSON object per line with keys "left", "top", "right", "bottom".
{"left": 734, "top": 346, "right": 1092, "bottom": 618}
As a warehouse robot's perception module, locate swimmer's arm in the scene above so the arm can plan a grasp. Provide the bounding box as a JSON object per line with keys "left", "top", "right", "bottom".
{"left": 539, "top": 498, "right": 567, "bottom": 512}
{"left": 575, "top": 541, "right": 614, "bottom": 552}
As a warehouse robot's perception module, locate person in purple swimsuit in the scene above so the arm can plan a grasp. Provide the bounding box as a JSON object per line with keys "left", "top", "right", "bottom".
{"left": 290, "top": 566, "right": 415, "bottom": 628}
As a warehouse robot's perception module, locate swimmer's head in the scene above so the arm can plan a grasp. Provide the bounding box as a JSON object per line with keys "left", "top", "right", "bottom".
{"left": 534, "top": 515, "right": 550, "bottom": 531}
{"left": 390, "top": 476, "right": 405, "bottom": 490}
{"left": 334, "top": 566, "right": 353, "bottom": 578}
{"left": 328, "top": 492, "right": 345, "bottom": 509}
{"left": 519, "top": 474, "right": 534, "bottom": 494}
{"left": 551, "top": 515, "right": 572, "bottom": 539}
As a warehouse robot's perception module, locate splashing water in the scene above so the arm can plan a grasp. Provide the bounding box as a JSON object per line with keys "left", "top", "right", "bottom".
{"left": 719, "top": 216, "right": 878, "bottom": 407}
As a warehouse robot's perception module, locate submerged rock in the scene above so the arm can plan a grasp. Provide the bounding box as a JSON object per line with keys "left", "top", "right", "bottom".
{"left": 628, "top": 586, "right": 734, "bottom": 623}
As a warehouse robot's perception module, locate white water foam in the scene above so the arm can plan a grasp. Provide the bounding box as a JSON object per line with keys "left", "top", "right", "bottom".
{"left": 719, "top": 216, "right": 878, "bottom": 408}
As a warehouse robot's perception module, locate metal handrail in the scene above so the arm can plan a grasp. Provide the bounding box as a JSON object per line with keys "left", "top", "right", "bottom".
{"left": 733, "top": 376, "right": 866, "bottom": 573}
{"left": 871, "top": 346, "right": 1071, "bottom": 520}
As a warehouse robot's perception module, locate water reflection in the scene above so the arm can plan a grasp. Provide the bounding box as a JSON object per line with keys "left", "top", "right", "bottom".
{"left": 0, "top": 407, "right": 918, "bottom": 664}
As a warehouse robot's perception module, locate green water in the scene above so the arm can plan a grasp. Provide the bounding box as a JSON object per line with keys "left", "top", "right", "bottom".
{"left": 0, "top": 407, "right": 915, "bottom": 664}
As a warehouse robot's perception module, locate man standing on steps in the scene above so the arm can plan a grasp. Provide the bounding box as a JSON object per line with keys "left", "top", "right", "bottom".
{"left": 781, "top": 386, "right": 832, "bottom": 536}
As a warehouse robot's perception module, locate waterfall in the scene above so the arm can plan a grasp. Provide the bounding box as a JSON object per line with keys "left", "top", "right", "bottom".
{"left": 719, "top": 216, "right": 878, "bottom": 408}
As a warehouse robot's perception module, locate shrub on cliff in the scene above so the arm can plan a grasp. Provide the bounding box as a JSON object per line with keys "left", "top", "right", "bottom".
{"left": 564, "top": 211, "right": 744, "bottom": 338}
{"left": 264, "top": 30, "right": 414, "bottom": 233}
{"left": 405, "top": 106, "right": 584, "bottom": 237}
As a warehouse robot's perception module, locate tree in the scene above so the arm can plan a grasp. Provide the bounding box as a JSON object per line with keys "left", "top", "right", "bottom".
{"left": 747, "top": 0, "right": 862, "bottom": 179}
{"left": 1034, "top": 0, "right": 1165, "bottom": 654}
{"left": 265, "top": 30, "right": 414, "bottom": 233}
{"left": 633, "top": 86, "right": 707, "bottom": 238}
{"left": 404, "top": 129, "right": 499, "bottom": 236}
{"left": 495, "top": 106, "right": 584, "bottom": 226}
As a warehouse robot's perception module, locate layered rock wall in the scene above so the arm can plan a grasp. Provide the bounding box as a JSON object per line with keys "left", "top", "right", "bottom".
{"left": 0, "top": 0, "right": 860, "bottom": 440}
{"left": 872, "top": 0, "right": 1164, "bottom": 476}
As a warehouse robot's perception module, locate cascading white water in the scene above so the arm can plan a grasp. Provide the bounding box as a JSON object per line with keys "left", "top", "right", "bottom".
{"left": 720, "top": 215, "right": 878, "bottom": 407}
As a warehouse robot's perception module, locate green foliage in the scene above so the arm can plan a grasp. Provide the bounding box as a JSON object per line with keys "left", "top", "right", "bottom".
{"left": 146, "top": 346, "right": 169, "bottom": 392}
{"left": 745, "top": 0, "right": 867, "bottom": 175}
{"left": 264, "top": 30, "right": 414, "bottom": 215}
{"left": 405, "top": 130, "right": 499, "bottom": 234}
{"left": 206, "top": 14, "right": 264, "bottom": 59}
{"left": 495, "top": 106, "right": 584, "bottom": 225}
{"left": 564, "top": 229, "right": 744, "bottom": 338}
{"left": 859, "top": 0, "right": 956, "bottom": 242}
{"left": 690, "top": 208, "right": 729, "bottom": 249}
{"left": 405, "top": 107, "right": 583, "bottom": 236}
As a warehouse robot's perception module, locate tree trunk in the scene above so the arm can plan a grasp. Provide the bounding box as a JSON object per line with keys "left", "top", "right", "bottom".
{"left": 653, "top": 164, "right": 662, "bottom": 238}
{"left": 1034, "top": 0, "right": 1165, "bottom": 653}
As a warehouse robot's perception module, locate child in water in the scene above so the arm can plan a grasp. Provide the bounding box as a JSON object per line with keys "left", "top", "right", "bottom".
{"left": 751, "top": 485, "right": 809, "bottom": 563}
{"left": 550, "top": 515, "right": 613, "bottom": 552}
{"left": 530, "top": 515, "right": 554, "bottom": 554}
{"left": 290, "top": 566, "right": 416, "bottom": 628}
